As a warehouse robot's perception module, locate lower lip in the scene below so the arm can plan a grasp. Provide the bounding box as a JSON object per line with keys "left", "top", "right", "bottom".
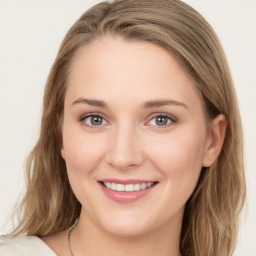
{"left": 99, "top": 183, "right": 157, "bottom": 203}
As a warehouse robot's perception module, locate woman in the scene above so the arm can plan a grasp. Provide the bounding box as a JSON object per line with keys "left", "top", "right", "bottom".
{"left": 0, "top": 0, "right": 246, "bottom": 255}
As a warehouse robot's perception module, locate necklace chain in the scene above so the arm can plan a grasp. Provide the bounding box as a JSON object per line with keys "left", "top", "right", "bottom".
{"left": 68, "top": 226, "right": 75, "bottom": 256}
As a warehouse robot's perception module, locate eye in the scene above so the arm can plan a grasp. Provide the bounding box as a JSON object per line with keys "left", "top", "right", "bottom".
{"left": 147, "top": 115, "right": 175, "bottom": 127}
{"left": 80, "top": 114, "right": 108, "bottom": 127}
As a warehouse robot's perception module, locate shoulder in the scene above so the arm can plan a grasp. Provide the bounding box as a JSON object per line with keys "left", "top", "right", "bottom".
{"left": 0, "top": 236, "right": 56, "bottom": 256}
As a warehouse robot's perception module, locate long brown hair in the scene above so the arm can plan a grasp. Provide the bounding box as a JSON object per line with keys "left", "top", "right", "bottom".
{"left": 12, "top": 1, "right": 246, "bottom": 255}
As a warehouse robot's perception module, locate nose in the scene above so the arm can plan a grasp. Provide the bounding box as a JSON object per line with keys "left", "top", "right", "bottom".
{"left": 105, "top": 124, "right": 144, "bottom": 170}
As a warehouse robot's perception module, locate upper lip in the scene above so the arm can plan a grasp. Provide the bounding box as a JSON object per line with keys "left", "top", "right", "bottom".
{"left": 99, "top": 179, "right": 158, "bottom": 184}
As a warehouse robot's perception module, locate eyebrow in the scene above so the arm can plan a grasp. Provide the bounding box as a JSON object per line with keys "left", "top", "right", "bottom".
{"left": 72, "top": 97, "right": 188, "bottom": 109}
{"left": 143, "top": 99, "right": 188, "bottom": 109}
{"left": 72, "top": 98, "right": 107, "bottom": 107}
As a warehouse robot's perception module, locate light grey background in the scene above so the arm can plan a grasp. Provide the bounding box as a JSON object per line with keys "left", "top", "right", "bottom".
{"left": 0, "top": 1, "right": 255, "bottom": 255}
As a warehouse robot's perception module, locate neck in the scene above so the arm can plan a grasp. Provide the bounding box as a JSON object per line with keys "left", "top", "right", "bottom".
{"left": 71, "top": 208, "right": 183, "bottom": 256}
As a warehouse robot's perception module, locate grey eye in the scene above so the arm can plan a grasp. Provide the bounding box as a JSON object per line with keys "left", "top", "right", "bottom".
{"left": 149, "top": 115, "right": 172, "bottom": 126}
{"left": 83, "top": 115, "right": 107, "bottom": 126}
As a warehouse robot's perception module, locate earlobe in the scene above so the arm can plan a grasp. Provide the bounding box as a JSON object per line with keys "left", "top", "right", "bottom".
{"left": 202, "top": 114, "right": 227, "bottom": 167}
{"left": 61, "top": 148, "right": 65, "bottom": 160}
{"left": 58, "top": 114, "right": 65, "bottom": 160}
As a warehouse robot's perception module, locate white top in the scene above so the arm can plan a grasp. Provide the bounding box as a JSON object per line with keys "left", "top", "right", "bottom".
{"left": 0, "top": 236, "right": 56, "bottom": 256}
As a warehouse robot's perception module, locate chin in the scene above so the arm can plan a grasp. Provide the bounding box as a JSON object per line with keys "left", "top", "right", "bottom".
{"left": 95, "top": 207, "right": 171, "bottom": 238}
{"left": 89, "top": 207, "right": 154, "bottom": 237}
{"left": 103, "top": 221, "right": 152, "bottom": 237}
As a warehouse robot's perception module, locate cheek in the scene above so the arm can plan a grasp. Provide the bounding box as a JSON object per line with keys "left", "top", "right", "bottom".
{"left": 145, "top": 130, "right": 207, "bottom": 219}
{"left": 148, "top": 128, "right": 207, "bottom": 190}
{"left": 61, "top": 124, "right": 108, "bottom": 207}
{"left": 62, "top": 124, "right": 106, "bottom": 175}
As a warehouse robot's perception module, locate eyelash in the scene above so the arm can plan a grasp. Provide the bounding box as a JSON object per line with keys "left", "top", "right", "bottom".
{"left": 79, "top": 113, "right": 177, "bottom": 128}
{"left": 146, "top": 113, "right": 177, "bottom": 127}
{"left": 79, "top": 112, "right": 108, "bottom": 128}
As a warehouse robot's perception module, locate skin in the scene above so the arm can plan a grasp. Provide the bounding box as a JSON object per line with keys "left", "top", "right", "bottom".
{"left": 42, "top": 37, "right": 226, "bottom": 256}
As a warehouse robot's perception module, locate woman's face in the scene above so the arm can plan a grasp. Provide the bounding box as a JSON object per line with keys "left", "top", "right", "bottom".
{"left": 61, "top": 37, "right": 212, "bottom": 236}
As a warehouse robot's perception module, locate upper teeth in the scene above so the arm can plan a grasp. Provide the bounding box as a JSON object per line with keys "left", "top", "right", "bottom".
{"left": 103, "top": 182, "right": 154, "bottom": 192}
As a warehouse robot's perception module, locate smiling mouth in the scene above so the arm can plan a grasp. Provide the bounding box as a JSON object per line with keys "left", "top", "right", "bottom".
{"left": 99, "top": 181, "right": 158, "bottom": 192}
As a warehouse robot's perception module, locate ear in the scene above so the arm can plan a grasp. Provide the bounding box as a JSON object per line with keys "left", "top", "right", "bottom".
{"left": 61, "top": 147, "right": 65, "bottom": 160}
{"left": 57, "top": 113, "right": 65, "bottom": 160}
{"left": 202, "top": 114, "right": 227, "bottom": 167}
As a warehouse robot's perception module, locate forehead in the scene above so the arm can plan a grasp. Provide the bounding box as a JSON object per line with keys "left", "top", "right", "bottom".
{"left": 66, "top": 37, "right": 201, "bottom": 109}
